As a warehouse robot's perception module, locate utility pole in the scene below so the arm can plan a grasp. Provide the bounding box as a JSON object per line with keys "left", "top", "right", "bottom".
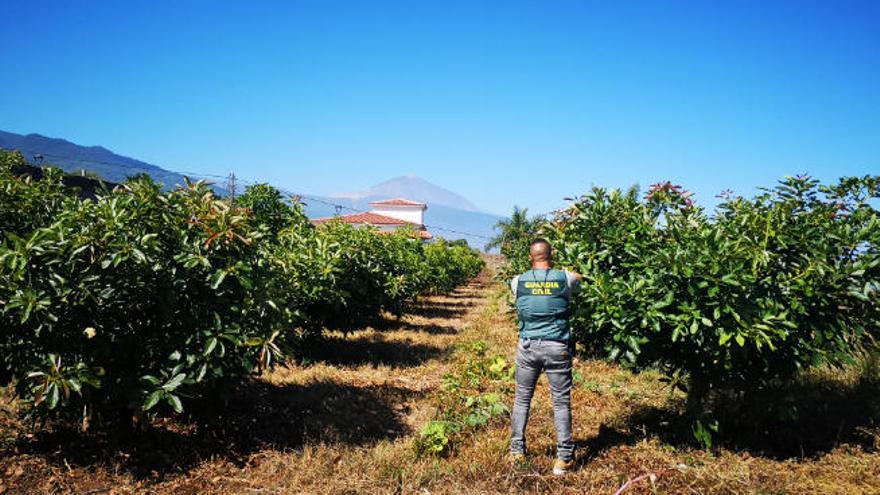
{"left": 226, "top": 171, "right": 237, "bottom": 207}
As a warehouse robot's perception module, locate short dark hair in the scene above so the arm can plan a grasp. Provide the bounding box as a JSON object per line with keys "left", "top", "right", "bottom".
{"left": 530, "top": 238, "right": 550, "bottom": 249}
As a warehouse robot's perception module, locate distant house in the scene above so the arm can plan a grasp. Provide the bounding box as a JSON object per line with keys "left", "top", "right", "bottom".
{"left": 12, "top": 163, "right": 120, "bottom": 200}
{"left": 312, "top": 198, "right": 433, "bottom": 240}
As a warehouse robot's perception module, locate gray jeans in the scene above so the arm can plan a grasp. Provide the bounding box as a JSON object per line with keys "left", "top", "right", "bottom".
{"left": 510, "top": 338, "right": 574, "bottom": 460}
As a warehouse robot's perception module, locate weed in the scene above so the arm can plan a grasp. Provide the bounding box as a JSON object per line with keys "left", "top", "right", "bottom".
{"left": 416, "top": 340, "right": 514, "bottom": 456}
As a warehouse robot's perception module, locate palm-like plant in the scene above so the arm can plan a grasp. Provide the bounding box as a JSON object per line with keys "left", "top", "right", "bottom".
{"left": 487, "top": 206, "right": 545, "bottom": 278}
{"left": 486, "top": 206, "right": 541, "bottom": 250}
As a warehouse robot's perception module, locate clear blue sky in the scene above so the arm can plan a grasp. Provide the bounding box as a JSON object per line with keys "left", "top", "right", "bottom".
{"left": 2, "top": 0, "right": 878, "bottom": 215}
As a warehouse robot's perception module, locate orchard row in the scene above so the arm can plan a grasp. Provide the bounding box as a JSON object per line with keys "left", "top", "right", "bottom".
{"left": 0, "top": 150, "right": 484, "bottom": 425}
{"left": 499, "top": 175, "right": 880, "bottom": 417}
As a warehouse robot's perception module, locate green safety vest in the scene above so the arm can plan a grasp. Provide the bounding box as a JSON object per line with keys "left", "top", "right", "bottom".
{"left": 515, "top": 268, "right": 572, "bottom": 341}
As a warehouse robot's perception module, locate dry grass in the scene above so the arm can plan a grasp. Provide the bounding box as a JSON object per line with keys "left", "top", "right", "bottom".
{"left": 1, "top": 266, "right": 879, "bottom": 494}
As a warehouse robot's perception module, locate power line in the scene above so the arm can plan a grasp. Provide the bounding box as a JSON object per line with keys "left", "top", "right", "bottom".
{"left": 225, "top": 171, "right": 238, "bottom": 206}
{"left": 171, "top": 169, "right": 500, "bottom": 240}
{"left": 2, "top": 150, "right": 499, "bottom": 241}
{"left": 269, "top": 186, "right": 499, "bottom": 241}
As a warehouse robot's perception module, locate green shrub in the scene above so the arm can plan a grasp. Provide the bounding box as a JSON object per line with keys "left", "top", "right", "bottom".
{"left": 544, "top": 176, "right": 880, "bottom": 413}
{"left": 0, "top": 151, "right": 72, "bottom": 240}
{"left": 0, "top": 172, "right": 291, "bottom": 425}
{"left": 424, "top": 239, "right": 485, "bottom": 294}
{"left": 0, "top": 153, "right": 485, "bottom": 426}
{"left": 282, "top": 222, "right": 424, "bottom": 333}
{"left": 278, "top": 222, "right": 484, "bottom": 334}
{"left": 415, "top": 420, "right": 457, "bottom": 455}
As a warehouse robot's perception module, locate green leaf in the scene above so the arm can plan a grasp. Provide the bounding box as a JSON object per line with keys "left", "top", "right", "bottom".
{"left": 46, "top": 384, "right": 61, "bottom": 409}
{"left": 67, "top": 378, "right": 82, "bottom": 394}
{"left": 166, "top": 393, "right": 184, "bottom": 413}
{"left": 652, "top": 291, "right": 675, "bottom": 309}
{"left": 141, "top": 374, "right": 161, "bottom": 386}
{"left": 143, "top": 390, "right": 163, "bottom": 411}
{"left": 210, "top": 270, "right": 227, "bottom": 289}
{"left": 203, "top": 337, "right": 218, "bottom": 356}
{"left": 162, "top": 373, "right": 187, "bottom": 391}
{"left": 195, "top": 363, "right": 208, "bottom": 382}
{"left": 131, "top": 248, "right": 147, "bottom": 263}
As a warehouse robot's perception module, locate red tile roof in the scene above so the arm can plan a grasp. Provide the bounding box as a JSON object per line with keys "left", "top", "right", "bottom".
{"left": 312, "top": 212, "right": 433, "bottom": 239}
{"left": 312, "top": 211, "right": 413, "bottom": 226}
{"left": 368, "top": 198, "right": 426, "bottom": 207}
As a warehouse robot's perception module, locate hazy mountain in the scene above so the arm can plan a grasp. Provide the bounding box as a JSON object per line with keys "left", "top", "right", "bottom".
{"left": 302, "top": 195, "right": 500, "bottom": 251}
{"left": 331, "top": 175, "right": 483, "bottom": 212}
{"left": 320, "top": 175, "right": 501, "bottom": 249}
{"left": 0, "top": 130, "right": 218, "bottom": 190}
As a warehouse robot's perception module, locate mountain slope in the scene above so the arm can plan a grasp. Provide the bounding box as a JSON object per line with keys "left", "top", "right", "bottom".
{"left": 0, "top": 130, "right": 203, "bottom": 189}
{"left": 331, "top": 175, "right": 483, "bottom": 212}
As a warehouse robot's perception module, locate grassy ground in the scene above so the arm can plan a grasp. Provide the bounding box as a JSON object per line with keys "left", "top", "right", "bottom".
{"left": 1, "top": 266, "right": 879, "bottom": 494}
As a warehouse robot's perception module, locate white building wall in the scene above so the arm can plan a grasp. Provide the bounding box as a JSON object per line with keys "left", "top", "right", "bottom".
{"left": 370, "top": 206, "right": 425, "bottom": 225}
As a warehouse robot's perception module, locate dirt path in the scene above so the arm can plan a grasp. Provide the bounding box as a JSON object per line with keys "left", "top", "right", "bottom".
{"left": 2, "top": 268, "right": 880, "bottom": 494}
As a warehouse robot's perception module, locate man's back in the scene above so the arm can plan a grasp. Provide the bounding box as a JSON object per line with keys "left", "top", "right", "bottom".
{"left": 511, "top": 268, "right": 579, "bottom": 342}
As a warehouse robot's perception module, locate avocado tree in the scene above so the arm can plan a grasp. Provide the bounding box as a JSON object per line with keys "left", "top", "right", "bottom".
{"left": 544, "top": 176, "right": 880, "bottom": 415}
{"left": 0, "top": 153, "right": 486, "bottom": 427}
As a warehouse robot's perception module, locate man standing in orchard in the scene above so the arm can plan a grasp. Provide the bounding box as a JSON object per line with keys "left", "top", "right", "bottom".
{"left": 509, "top": 238, "right": 581, "bottom": 475}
